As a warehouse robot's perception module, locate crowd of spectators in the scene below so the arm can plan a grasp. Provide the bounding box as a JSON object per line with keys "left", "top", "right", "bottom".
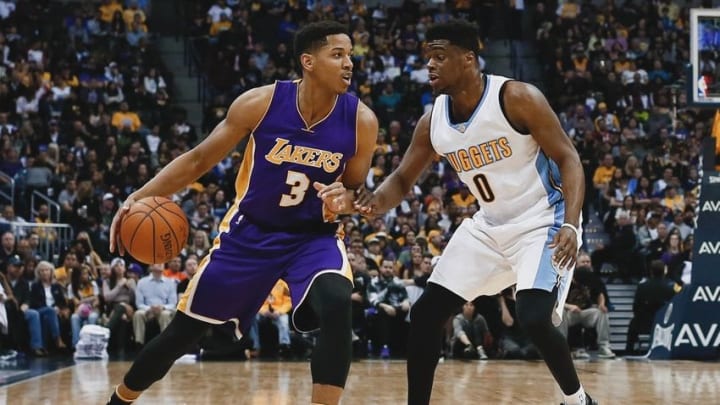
{"left": 534, "top": 0, "right": 709, "bottom": 290}
{"left": 0, "top": 0, "right": 192, "bottom": 358}
{"left": 0, "top": 0, "right": 710, "bottom": 360}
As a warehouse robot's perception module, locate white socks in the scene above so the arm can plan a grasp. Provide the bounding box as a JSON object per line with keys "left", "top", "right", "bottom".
{"left": 563, "top": 385, "right": 586, "bottom": 405}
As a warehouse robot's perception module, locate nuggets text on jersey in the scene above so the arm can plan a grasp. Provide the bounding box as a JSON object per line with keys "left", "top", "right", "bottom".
{"left": 445, "top": 136, "right": 513, "bottom": 173}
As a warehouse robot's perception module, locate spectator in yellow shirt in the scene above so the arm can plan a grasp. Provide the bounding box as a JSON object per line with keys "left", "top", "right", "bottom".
{"left": 592, "top": 153, "right": 616, "bottom": 191}
{"left": 247, "top": 279, "right": 292, "bottom": 357}
{"left": 34, "top": 204, "right": 57, "bottom": 242}
{"left": 209, "top": 14, "right": 232, "bottom": 37}
{"left": 661, "top": 186, "right": 685, "bottom": 213}
{"left": 54, "top": 251, "right": 79, "bottom": 288}
{"left": 374, "top": 129, "right": 392, "bottom": 155}
{"left": 557, "top": 0, "right": 580, "bottom": 19}
{"left": 352, "top": 33, "right": 370, "bottom": 59}
{"left": 613, "top": 54, "right": 632, "bottom": 74}
{"left": 427, "top": 229, "right": 444, "bottom": 257}
{"left": 99, "top": 0, "right": 123, "bottom": 24}
{"left": 593, "top": 102, "right": 620, "bottom": 132}
{"left": 111, "top": 102, "right": 142, "bottom": 132}
{"left": 451, "top": 185, "right": 477, "bottom": 208}
{"left": 123, "top": 0, "right": 146, "bottom": 28}
{"left": 130, "top": 13, "right": 148, "bottom": 33}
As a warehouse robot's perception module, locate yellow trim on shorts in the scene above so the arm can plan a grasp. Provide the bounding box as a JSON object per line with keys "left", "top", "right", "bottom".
{"left": 176, "top": 202, "right": 238, "bottom": 316}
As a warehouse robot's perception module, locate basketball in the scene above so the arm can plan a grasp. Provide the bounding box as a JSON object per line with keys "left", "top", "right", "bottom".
{"left": 119, "top": 196, "right": 189, "bottom": 264}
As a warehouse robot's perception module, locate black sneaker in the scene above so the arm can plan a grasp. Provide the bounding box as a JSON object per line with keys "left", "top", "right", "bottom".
{"left": 107, "top": 391, "right": 133, "bottom": 405}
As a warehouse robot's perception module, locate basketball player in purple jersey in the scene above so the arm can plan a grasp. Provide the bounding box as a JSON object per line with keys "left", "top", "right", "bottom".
{"left": 356, "top": 21, "right": 597, "bottom": 404}
{"left": 106, "top": 21, "right": 377, "bottom": 405}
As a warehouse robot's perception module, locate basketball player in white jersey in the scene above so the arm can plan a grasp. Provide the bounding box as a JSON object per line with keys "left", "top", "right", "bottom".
{"left": 355, "top": 20, "right": 597, "bottom": 405}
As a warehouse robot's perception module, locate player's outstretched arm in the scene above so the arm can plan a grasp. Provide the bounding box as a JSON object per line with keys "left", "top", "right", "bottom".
{"left": 355, "top": 111, "right": 435, "bottom": 215}
{"left": 109, "top": 85, "right": 274, "bottom": 254}
{"left": 502, "top": 81, "right": 585, "bottom": 269}
{"left": 128, "top": 86, "right": 273, "bottom": 200}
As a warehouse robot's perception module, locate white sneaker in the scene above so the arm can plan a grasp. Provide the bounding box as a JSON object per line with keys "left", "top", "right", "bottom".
{"left": 0, "top": 350, "right": 17, "bottom": 362}
{"left": 597, "top": 345, "right": 616, "bottom": 359}
{"left": 572, "top": 348, "right": 590, "bottom": 359}
{"left": 476, "top": 345, "right": 488, "bottom": 360}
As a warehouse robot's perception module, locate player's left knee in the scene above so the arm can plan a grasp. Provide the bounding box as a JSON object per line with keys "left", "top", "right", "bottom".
{"left": 516, "top": 308, "right": 553, "bottom": 335}
{"left": 311, "top": 274, "right": 352, "bottom": 323}
{"left": 318, "top": 291, "right": 351, "bottom": 322}
{"left": 515, "top": 289, "right": 555, "bottom": 335}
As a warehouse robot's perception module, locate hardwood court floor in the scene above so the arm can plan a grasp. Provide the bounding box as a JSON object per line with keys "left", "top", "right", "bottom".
{"left": 2, "top": 359, "right": 717, "bottom": 404}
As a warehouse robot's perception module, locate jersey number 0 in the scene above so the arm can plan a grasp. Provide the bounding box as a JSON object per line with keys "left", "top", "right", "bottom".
{"left": 472, "top": 174, "right": 495, "bottom": 202}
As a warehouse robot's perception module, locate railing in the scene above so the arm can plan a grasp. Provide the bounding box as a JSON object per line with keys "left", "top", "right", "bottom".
{"left": 179, "top": 0, "right": 208, "bottom": 107}
{"left": 10, "top": 221, "right": 74, "bottom": 264}
{"left": 30, "top": 190, "right": 61, "bottom": 223}
{"left": 184, "top": 36, "right": 208, "bottom": 106}
{"left": 0, "top": 170, "right": 15, "bottom": 206}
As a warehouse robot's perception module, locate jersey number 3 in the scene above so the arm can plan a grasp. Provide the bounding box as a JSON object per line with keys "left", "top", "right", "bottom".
{"left": 280, "top": 170, "right": 310, "bottom": 207}
{"left": 472, "top": 174, "right": 495, "bottom": 202}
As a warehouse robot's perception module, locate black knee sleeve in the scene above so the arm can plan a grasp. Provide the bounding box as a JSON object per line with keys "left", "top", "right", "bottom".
{"left": 124, "top": 311, "right": 210, "bottom": 391}
{"left": 515, "top": 288, "right": 557, "bottom": 335}
{"left": 408, "top": 286, "right": 457, "bottom": 331}
{"left": 307, "top": 273, "right": 353, "bottom": 388}
{"left": 515, "top": 288, "right": 580, "bottom": 395}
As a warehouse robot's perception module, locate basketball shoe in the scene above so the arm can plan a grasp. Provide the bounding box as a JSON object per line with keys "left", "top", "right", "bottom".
{"left": 561, "top": 393, "right": 598, "bottom": 405}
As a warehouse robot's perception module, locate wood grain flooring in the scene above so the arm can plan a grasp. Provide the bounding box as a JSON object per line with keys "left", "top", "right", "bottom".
{"left": 1, "top": 359, "right": 717, "bottom": 404}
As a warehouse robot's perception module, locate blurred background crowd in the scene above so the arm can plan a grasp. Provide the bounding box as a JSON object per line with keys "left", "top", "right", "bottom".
{"left": 0, "top": 0, "right": 715, "bottom": 361}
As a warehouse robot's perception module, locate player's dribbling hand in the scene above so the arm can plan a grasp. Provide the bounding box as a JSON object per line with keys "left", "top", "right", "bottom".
{"left": 352, "top": 186, "right": 377, "bottom": 216}
{"left": 109, "top": 195, "right": 136, "bottom": 255}
{"left": 314, "top": 182, "right": 347, "bottom": 213}
{"left": 549, "top": 226, "right": 578, "bottom": 271}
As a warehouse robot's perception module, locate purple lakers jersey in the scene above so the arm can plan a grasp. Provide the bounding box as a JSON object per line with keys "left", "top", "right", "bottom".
{"left": 234, "top": 80, "right": 358, "bottom": 231}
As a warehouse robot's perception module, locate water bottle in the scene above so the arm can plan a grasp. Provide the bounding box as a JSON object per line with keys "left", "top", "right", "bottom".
{"left": 366, "top": 339, "right": 373, "bottom": 356}
{"left": 380, "top": 344, "right": 390, "bottom": 359}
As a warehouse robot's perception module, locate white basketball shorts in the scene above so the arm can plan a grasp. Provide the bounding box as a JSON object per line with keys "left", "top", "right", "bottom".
{"left": 429, "top": 207, "right": 582, "bottom": 326}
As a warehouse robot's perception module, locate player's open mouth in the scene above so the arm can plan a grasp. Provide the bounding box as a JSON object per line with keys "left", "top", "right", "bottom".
{"left": 342, "top": 73, "right": 352, "bottom": 85}
{"left": 428, "top": 73, "right": 439, "bottom": 84}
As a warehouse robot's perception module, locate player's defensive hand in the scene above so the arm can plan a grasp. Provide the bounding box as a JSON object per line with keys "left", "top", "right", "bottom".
{"left": 314, "top": 181, "right": 347, "bottom": 213}
{"left": 549, "top": 226, "right": 578, "bottom": 271}
{"left": 353, "top": 186, "right": 377, "bottom": 216}
{"left": 110, "top": 195, "right": 135, "bottom": 255}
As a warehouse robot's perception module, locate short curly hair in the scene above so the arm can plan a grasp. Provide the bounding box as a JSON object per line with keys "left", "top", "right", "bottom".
{"left": 425, "top": 19, "right": 481, "bottom": 55}
{"left": 293, "top": 20, "right": 350, "bottom": 66}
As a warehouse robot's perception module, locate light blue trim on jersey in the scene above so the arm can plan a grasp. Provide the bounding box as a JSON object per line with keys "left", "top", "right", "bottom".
{"left": 445, "top": 75, "right": 491, "bottom": 132}
{"left": 532, "top": 202, "right": 565, "bottom": 290}
{"left": 556, "top": 249, "right": 572, "bottom": 300}
{"left": 548, "top": 158, "right": 563, "bottom": 196}
{"left": 534, "top": 151, "right": 563, "bottom": 206}
{"left": 532, "top": 150, "right": 566, "bottom": 290}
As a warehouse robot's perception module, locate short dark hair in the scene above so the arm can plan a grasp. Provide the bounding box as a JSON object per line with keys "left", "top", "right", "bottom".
{"left": 425, "top": 20, "right": 481, "bottom": 55}
{"left": 293, "top": 20, "right": 350, "bottom": 64}
{"left": 649, "top": 260, "right": 665, "bottom": 278}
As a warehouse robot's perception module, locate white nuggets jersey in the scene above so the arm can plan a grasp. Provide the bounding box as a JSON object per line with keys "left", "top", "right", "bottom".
{"left": 430, "top": 74, "right": 563, "bottom": 226}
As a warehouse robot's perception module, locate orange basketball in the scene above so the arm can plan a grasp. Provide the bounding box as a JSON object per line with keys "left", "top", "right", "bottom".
{"left": 119, "top": 196, "right": 189, "bottom": 264}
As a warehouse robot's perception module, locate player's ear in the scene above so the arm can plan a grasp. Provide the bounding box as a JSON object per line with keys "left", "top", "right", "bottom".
{"left": 300, "top": 53, "right": 314, "bottom": 72}
{"left": 465, "top": 51, "right": 475, "bottom": 65}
